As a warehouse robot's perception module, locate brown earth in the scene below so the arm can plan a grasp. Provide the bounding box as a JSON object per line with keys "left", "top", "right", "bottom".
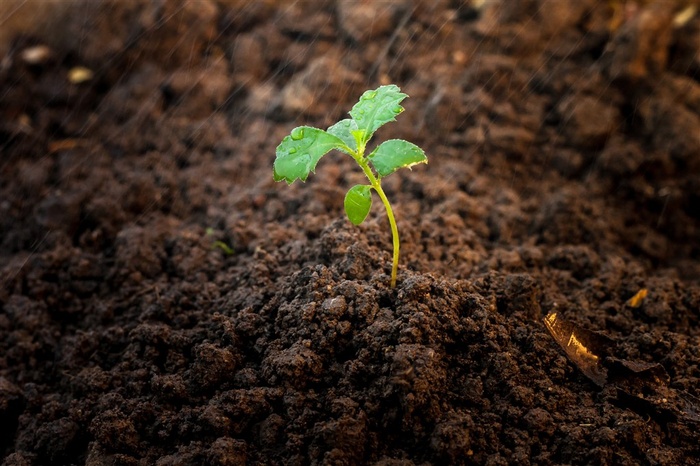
{"left": 2, "top": 1, "right": 700, "bottom": 465}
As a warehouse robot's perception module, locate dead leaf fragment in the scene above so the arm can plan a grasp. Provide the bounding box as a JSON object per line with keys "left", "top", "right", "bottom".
{"left": 673, "top": 4, "right": 697, "bottom": 27}
{"left": 626, "top": 288, "right": 648, "bottom": 308}
{"left": 21, "top": 45, "right": 52, "bottom": 64}
{"left": 68, "top": 66, "right": 94, "bottom": 84}
{"left": 543, "top": 312, "right": 611, "bottom": 387}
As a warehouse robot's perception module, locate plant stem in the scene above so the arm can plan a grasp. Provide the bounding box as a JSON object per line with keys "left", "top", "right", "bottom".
{"left": 373, "top": 183, "right": 400, "bottom": 288}
{"left": 357, "top": 157, "right": 400, "bottom": 288}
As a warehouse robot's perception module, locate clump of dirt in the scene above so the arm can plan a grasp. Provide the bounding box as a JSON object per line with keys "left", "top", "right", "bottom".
{"left": 1, "top": 0, "right": 700, "bottom": 464}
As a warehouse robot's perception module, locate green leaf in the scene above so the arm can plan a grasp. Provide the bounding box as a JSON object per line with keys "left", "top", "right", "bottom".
{"left": 273, "top": 126, "right": 349, "bottom": 183}
{"left": 327, "top": 119, "right": 358, "bottom": 153}
{"left": 344, "top": 184, "right": 373, "bottom": 225}
{"left": 349, "top": 84, "right": 407, "bottom": 146}
{"left": 368, "top": 139, "right": 428, "bottom": 177}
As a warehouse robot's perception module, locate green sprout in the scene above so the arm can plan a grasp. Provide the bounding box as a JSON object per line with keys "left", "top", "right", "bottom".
{"left": 273, "top": 84, "right": 427, "bottom": 288}
{"left": 206, "top": 227, "right": 234, "bottom": 255}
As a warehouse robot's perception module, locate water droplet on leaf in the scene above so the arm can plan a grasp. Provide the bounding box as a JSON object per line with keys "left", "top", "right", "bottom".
{"left": 362, "top": 90, "right": 378, "bottom": 100}
{"left": 290, "top": 128, "right": 305, "bottom": 140}
{"left": 288, "top": 148, "right": 297, "bottom": 154}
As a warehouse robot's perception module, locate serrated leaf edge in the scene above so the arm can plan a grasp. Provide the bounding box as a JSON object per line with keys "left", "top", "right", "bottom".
{"left": 367, "top": 139, "right": 428, "bottom": 178}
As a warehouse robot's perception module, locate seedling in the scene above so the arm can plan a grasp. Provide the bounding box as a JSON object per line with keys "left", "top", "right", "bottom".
{"left": 205, "top": 227, "right": 234, "bottom": 255}
{"left": 273, "top": 84, "right": 427, "bottom": 288}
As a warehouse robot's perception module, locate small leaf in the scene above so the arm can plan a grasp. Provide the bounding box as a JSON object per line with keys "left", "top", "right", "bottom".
{"left": 368, "top": 139, "right": 428, "bottom": 177}
{"left": 273, "top": 126, "right": 349, "bottom": 183}
{"left": 327, "top": 119, "right": 358, "bottom": 153}
{"left": 349, "top": 84, "right": 407, "bottom": 146}
{"left": 344, "top": 184, "right": 373, "bottom": 225}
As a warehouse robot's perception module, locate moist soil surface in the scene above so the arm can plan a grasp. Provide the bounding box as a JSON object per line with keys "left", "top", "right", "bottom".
{"left": 2, "top": 1, "right": 700, "bottom": 465}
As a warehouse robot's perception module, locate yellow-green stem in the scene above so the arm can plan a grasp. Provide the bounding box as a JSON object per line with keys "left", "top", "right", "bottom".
{"left": 373, "top": 183, "right": 400, "bottom": 288}
{"left": 357, "top": 158, "right": 400, "bottom": 288}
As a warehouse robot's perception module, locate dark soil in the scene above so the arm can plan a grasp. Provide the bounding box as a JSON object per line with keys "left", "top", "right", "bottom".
{"left": 2, "top": 1, "right": 700, "bottom": 464}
